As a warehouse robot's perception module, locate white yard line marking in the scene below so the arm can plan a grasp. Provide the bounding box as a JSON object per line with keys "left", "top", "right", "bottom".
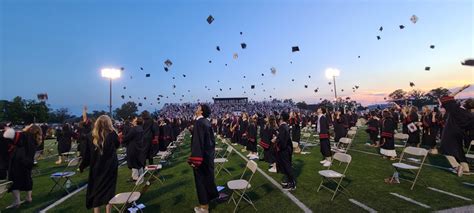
{"left": 228, "top": 143, "right": 313, "bottom": 213}
{"left": 462, "top": 182, "right": 474, "bottom": 187}
{"left": 39, "top": 184, "right": 88, "bottom": 213}
{"left": 348, "top": 199, "right": 378, "bottom": 213}
{"left": 435, "top": 204, "right": 474, "bottom": 213}
{"left": 428, "top": 187, "right": 472, "bottom": 201}
{"left": 389, "top": 192, "right": 430, "bottom": 209}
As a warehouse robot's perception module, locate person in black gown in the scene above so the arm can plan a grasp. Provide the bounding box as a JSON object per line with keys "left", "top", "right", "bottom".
{"left": 289, "top": 111, "right": 301, "bottom": 153}
{"left": 0, "top": 122, "right": 10, "bottom": 180}
{"left": 122, "top": 116, "right": 146, "bottom": 181}
{"left": 420, "top": 106, "right": 440, "bottom": 154}
{"left": 3, "top": 124, "right": 42, "bottom": 208}
{"left": 333, "top": 109, "right": 348, "bottom": 143}
{"left": 366, "top": 111, "right": 380, "bottom": 146}
{"left": 276, "top": 111, "right": 296, "bottom": 190}
{"left": 56, "top": 123, "right": 74, "bottom": 164}
{"left": 379, "top": 110, "right": 397, "bottom": 160}
{"left": 402, "top": 106, "right": 421, "bottom": 147}
{"left": 260, "top": 115, "right": 278, "bottom": 172}
{"left": 141, "top": 111, "right": 159, "bottom": 165}
{"left": 80, "top": 115, "right": 120, "bottom": 213}
{"left": 78, "top": 106, "right": 93, "bottom": 159}
{"left": 438, "top": 85, "right": 474, "bottom": 176}
{"left": 317, "top": 107, "right": 332, "bottom": 167}
{"left": 188, "top": 104, "right": 218, "bottom": 213}
{"left": 246, "top": 115, "right": 258, "bottom": 160}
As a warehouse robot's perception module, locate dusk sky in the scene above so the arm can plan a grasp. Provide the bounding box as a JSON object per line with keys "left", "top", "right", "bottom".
{"left": 1, "top": 0, "right": 473, "bottom": 115}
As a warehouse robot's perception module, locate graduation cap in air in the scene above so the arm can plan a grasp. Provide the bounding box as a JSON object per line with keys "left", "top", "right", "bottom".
{"left": 216, "top": 46, "right": 220, "bottom": 51}
{"left": 341, "top": 89, "right": 344, "bottom": 92}
{"left": 123, "top": 86, "right": 126, "bottom": 89}
{"left": 240, "top": 31, "right": 243, "bottom": 35}
{"left": 384, "top": 97, "right": 387, "bottom": 100}
{"left": 290, "top": 61, "right": 293, "bottom": 64}
{"left": 164, "top": 67, "right": 169, "bottom": 72}
{"left": 270, "top": 67, "right": 276, "bottom": 75}
{"left": 207, "top": 15, "right": 214, "bottom": 24}
{"left": 229, "top": 88, "right": 232, "bottom": 90}
{"left": 410, "top": 15, "right": 418, "bottom": 24}
{"left": 358, "top": 56, "right": 361, "bottom": 58}
{"left": 225, "top": 64, "right": 227, "bottom": 66}
{"left": 233, "top": 53, "right": 238, "bottom": 59}
{"left": 129, "top": 95, "right": 132, "bottom": 98}
{"left": 183, "top": 74, "right": 186, "bottom": 77}
{"left": 164, "top": 59, "right": 173, "bottom": 67}
{"left": 292, "top": 46, "right": 300, "bottom": 52}
{"left": 120, "top": 67, "right": 125, "bottom": 71}
{"left": 172, "top": 77, "right": 175, "bottom": 80}
{"left": 377, "top": 36, "right": 381, "bottom": 40}
{"left": 261, "top": 83, "right": 264, "bottom": 85}
{"left": 188, "top": 90, "right": 191, "bottom": 92}
{"left": 355, "top": 85, "right": 359, "bottom": 89}
{"left": 138, "top": 103, "right": 143, "bottom": 107}
{"left": 146, "top": 74, "right": 150, "bottom": 77}
{"left": 209, "top": 60, "right": 212, "bottom": 63}
{"left": 328, "top": 82, "right": 332, "bottom": 85}
{"left": 241, "top": 43, "right": 247, "bottom": 49}
{"left": 379, "top": 26, "right": 383, "bottom": 31}
{"left": 261, "top": 73, "right": 264, "bottom": 76}
{"left": 243, "top": 76, "right": 246, "bottom": 78}
{"left": 425, "top": 66, "right": 431, "bottom": 71}
{"left": 308, "top": 75, "right": 311, "bottom": 78}
{"left": 409, "top": 82, "right": 415, "bottom": 87}
{"left": 291, "top": 79, "right": 294, "bottom": 82}
{"left": 144, "top": 97, "right": 147, "bottom": 100}
{"left": 399, "top": 25, "right": 405, "bottom": 29}
{"left": 173, "top": 85, "right": 176, "bottom": 89}
{"left": 37, "top": 93, "right": 48, "bottom": 101}
{"left": 320, "top": 98, "right": 323, "bottom": 100}
{"left": 130, "top": 76, "right": 133, "bottom": 79}
{"left": 140, "top": 67, "right": 144, "bottom": 70}
{"left": 461, "top": 59, "right": 474, "bottom": 66}
{"left": 430, "top": 45, "right": 435, "bottom": 49}
{"left": 173, "top": 92, "right": 176, "bottom": 95}
{"left": 220, "top": 88, "right": 223, "bottom": 91}
{"left": 157, "top": 98, "right": 160, "bottom": 101}
{"left": 304, "top": 85, "right": 308, "bottom": 88}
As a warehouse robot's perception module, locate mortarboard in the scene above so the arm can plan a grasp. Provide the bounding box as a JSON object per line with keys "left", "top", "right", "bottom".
{"left": 207, "top": 15, "right": 214, "bottom": 24}
{"left": 425, "top": 66, "right": 430, "bottom": 71}
{"left": 251, "top": 85, "right": 255, "bottom": 89}
{"left": 410, "top": 15, "right": 418, "bottom": 24}
{"left": 430, "top": 45, "right": 435, "bottom": 49}
{"left": 146, "top": 74, "right": 150, "bottom": 77}
{"left": 377, "top": 36, "right": 381, "bottom": 40}
{"left": 399, "top": 25, "right": 405, "bottom": 29}
{"left": 164, "top": 67, "right": 169, "bottom": 72}
{"left": 164, "top": 59, "right": 173, "bottom": 67}
{"left": 379, "top": 26, "right": 383, "bottom": 31}
{"left": 461, "top": 59, "right": 474, "bottom": 66}
{"left": 410, "top": 82, "right": 415, "bottom": 87}
{"left": 292, "top": 46, "right": 300, "bottom": 52}
{"left": 216, "top": 46, "right": 220, "bottom": 51}
{"left": 241, "top": 43, "right": 247, "bottom": 49}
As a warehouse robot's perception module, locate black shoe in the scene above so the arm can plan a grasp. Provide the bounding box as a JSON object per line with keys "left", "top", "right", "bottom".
{"left": 281, "top": 181, "right": 289, "bottom": 187}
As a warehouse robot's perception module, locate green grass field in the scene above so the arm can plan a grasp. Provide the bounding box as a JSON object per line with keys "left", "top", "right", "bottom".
{"left": 1, "top": 128, "right": 473, "bottom": 212}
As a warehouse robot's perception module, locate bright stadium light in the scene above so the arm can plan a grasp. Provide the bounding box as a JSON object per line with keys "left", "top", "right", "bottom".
{"left": 101, "top": 68, "right": 121, "bottom": 79}
{"left": 101, "top": 68, "right": 121, "bottom": 118}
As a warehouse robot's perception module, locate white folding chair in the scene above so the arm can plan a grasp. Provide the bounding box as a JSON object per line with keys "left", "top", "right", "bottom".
{"left": 347, "top": 130, "right": 357, "bottom": 140}
{"left": 394, "top": 133, "right": 409, "bottom": 148}
{"left": 0, "top": 181, "right": 12, "bottom": 199}
{"left": 391, "top": 147, "right": 428, "bottom": 190}
{"left": 215, "top": 146, "right": 233, "bottom": 177}
{"left": 349, "top": 127, "right": 358, "bottom": 131}
{"left": 145, "top": 164, "right": 164, "bottom": 184}
{"left": 466, "top": 140, "right": 474, "bottom": 162}
{"left": 49, "top": 157, "right": 81, "bottom": 194}
{"left": 227, "top": 160, "right": 258, "bottom": 212}
{"left": 317, "top": 153, "right": 352, "bottom": 200}
{"left": 331, "top": 138, "right": 352, "bottom": 154}
{"left": 301, "top": 132, "right": 318, "bottom": 152}
{"left": 109, "top": 171, "right": 149, "bottom": 213}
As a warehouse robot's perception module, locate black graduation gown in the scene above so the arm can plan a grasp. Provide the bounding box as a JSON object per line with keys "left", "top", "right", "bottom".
{"left": 231, "top": 119, "right": 240, "bottom": 144}
{"left": 380, "top": 118, "right": 395, "bottom": 150}
{"left": 122, "top": 126, "right": 145, "bottom": 169}
{"left": 0, "top": 131, "right": 10, "bottom": 179}
{"left": 57, "top": 129, "right": 73, "bottom": 154}
{"left": 143, "top": 120, "right": 159, "bottom": 162}
{"left": 8, "top": 132, "right": 36, "bottom": 191}
{"left": 317, "top": 115, "right": 331, "bottom": 158}
{"left": 334, "top": 115, "right": 348, "bottom": 143}
{"left": 187, "top": 117, "right": 218, "bottom": 205}
{"left": 259, "top": 126, "right": 276, "bottom": 164}
{"left": 162, "top": 123, "right": 173, "bottom": 149}
{"left": 276, "top": 123, "right": 295, "bottom": 183}
{"left": 79, "top": 132, "right": 120, "bottom": 209}
{"left": 77, "top": 120, "right": 92, "bottom": 159}
{"left": 439, "top": 96, "right": 474, "bottom": 163}
{"left": 290, "top": 117, "right": 301, "bottom": 143}
{"left": 366, "top": 118, "right": 380, "bottom": 143}
{"left": 246, "top": 123, "right": 258, "bottom": 152}
{"left": 404, "top": 112, "right": 420, "bottom": 146}
{"left": 239, "top": 120, "right": 249, "bottom": 147}
{"left": 421, "top": 113, "right": 439, "bottom": 148}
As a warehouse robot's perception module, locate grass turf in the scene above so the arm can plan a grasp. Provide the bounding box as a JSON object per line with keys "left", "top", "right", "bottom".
{"left": 2, "top": 128, "right": 473, "bottom": 212}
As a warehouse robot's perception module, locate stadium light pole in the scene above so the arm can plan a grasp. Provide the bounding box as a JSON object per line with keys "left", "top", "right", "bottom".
{"left": 101, "top": 68, "right": 121, "bottom": 118}
{"left": 325, "top": 68, "right": 340, "bottom": 108}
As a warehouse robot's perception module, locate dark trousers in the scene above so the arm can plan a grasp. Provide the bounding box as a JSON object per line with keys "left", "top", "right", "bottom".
{"left": 193, "top": 161, "right": 218, "bottom": 205}
{"left": 277, "top": 150, "right": 295, "bottom": 184}
{"left": 320, "top": 138, "right": 331, "bottom": 158}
